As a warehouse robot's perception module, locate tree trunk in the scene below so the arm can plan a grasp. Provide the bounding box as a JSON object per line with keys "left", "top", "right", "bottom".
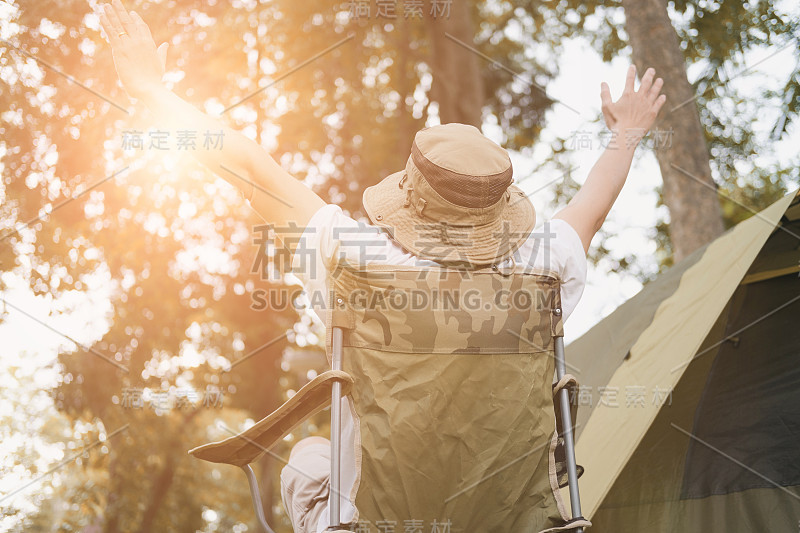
{"left": 621, "top": 0, "right": 725, "bottom": 262}
{"left": 103, "top": 455, "right": 122, "bottom": 533}
{"left": 396, "top": 15, "right": 417, "bottom": 155}
{"left": 259, "top": 455, "right": 275, "bottom": 526}
{"left": 135, "top": 453, "right": 177, "bottom": 533}
{"left": 134, "top": 412, "right": 199, "bottom": 533}
{"left": 426, "top": 1, "right": 484, "bottom": 127}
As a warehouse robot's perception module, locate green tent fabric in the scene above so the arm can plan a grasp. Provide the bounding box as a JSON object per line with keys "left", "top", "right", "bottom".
{"left": 566, "top": 188, "right": 800, "bottom": 531}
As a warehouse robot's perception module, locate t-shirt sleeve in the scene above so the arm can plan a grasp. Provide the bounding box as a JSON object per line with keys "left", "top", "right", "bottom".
{"left": 288, "top": 204, "right": 348, "bottom": 321}
{"left": 290, "top": 207, "right": 588, "bottom": 323}
{"left": 289, "top": 203, "right": 341, "bottom": 288}
{"left": 544, "top": 218, "right": 588, "bottom": 322}
{"left": 289, "top": 204, "right": 399, "bottom": 314}
{"left": 291, "top": 203, "right": 402, "bottom": 279}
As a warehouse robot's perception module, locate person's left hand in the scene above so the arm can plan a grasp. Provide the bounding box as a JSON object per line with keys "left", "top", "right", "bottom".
{"left": 600, "top": 65, "right": 666, "bottom": 140}
{"left": 97, "top": 0, "right": 169, "bottom": 100}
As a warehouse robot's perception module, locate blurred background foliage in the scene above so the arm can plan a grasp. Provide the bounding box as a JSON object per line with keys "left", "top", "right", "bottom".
{"left": 0, "top": 0, "right": 798, "bottom": 531}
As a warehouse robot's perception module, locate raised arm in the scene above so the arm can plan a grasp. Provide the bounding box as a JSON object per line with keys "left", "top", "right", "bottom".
{"left": 554, "top": 65, "right": 666, "bottom": 255}
{"left": 97, "top": 1, "right": 326, "bottom": 251}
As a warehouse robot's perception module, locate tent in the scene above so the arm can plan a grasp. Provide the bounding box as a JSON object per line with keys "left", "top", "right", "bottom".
{"left": 564, "top": 188, "right": 800, "bottom": 531}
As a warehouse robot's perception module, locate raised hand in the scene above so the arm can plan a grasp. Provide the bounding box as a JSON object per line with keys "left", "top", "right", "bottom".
{"left": 97, "top": 0, "right": 169, "bottom": 100}
{"left": 600, "top": 65, "right": 666, "bottom": 143}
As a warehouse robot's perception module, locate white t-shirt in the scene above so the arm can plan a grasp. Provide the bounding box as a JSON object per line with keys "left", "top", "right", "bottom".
{"left": 291, "top": 203, "right": 587, "bottom": 323}
{"left": 288, "top": 203, "right": 588, "bottom": 531}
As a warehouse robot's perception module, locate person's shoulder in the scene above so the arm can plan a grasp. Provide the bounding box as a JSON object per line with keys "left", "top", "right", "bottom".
{"left": 547, "top": 218, "right": 586, "bottom": 256}
{"left": 291, "top": 203, "right": 356, "bottom": 274}
{"left": 514, "top": 218, "right": 588, "bottom": 322}
{"left": 516, "top": 218, "right": 587, "bottom": 274}
{"left": 519, "top": 218, "right": 585, "bottom": 252}
{"left": 295, "top": 202, "right": 412, "bottom": 268}
{"left": 304, "top": 203, "right": 348, "bottom": 228}
{"left": 297, "top": 203, "right": 367, "bottom": 241}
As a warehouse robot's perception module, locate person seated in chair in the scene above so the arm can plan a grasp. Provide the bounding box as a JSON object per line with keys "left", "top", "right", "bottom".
{"left": 98, "top": 2, "right": 666, "bottom": 531}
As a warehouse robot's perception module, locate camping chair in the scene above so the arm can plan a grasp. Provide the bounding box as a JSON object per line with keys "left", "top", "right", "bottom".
{"left": 189, "top": 262, "right": 590, "bottom": 532}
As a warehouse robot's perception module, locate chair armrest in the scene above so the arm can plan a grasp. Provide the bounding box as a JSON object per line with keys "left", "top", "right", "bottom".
{"left": 188, "top": 370, "right": 354, "bottom": 467}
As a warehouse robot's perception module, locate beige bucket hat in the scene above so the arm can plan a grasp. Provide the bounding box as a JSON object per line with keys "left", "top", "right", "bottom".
{"left": 362, "top": 123, "right": 536, "bottom": 266}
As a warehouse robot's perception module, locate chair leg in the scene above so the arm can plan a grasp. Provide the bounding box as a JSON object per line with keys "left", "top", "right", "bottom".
{"left": 554, "top": 336, "right": 585, "bottom": 532}
{"left": 329, "top": 326, "right": 344, "bottom": 529}
{"left": 240, "top": 464, "right": 277, "bottom": 533}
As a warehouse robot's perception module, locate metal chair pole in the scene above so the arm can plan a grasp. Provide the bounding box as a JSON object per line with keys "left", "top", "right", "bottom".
{"left": 554, "top": 335, "right": 584, "bottom": 532}
{"left": 329, "top": 326, "right": 344, "bottom": 529}
{"left": 240, "top": 464, "right": 276, "bottom": 533}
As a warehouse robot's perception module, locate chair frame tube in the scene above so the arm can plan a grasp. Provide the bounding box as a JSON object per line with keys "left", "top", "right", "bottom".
{"left": 554, "top": 334, "right": 585, "bottom": 532}
{"left": 241, "top": 464, "right": 276, "bottom": 533}
{"left": 239, "top": 327, "right": 347, "bottom": 533}
{"left": 329, "top": 326, "right": 344, "bottom": 529}
{"left": 240, "top": 326, "right": 348, "bottom": 533}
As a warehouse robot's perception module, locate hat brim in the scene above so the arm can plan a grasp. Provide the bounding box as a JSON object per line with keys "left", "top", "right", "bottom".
{"left": 362, "top": 170, "right": 536, "bottom": 266}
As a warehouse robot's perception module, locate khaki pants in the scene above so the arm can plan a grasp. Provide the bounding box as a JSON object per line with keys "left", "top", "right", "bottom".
{"left": 280, "top": 439, "right": 331, "bottom": 533}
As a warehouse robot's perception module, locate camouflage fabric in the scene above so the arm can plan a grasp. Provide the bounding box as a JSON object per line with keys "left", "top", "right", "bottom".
{"left": 324, "top": 262, "right": 587, "bottom": 532}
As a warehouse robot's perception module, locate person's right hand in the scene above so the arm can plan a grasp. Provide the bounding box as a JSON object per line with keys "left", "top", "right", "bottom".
{"left": 600, "top": 65, "right": 666, "bottom": 143}
{"left": 97, "top": 0, "right": 169, "bottom": 101}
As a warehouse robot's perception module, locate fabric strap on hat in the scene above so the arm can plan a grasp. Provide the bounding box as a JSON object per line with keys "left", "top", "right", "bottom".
{"left": 410, "top": 142, "right": 512, "bottom": 209}
{"left": 402, "top": 162, "right": 510, "bottom": 227}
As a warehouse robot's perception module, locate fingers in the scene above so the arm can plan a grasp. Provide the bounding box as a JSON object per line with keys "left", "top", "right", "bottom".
{"left": 654, "top": 93, "right": 667, "bottom": 114}
{"left": 112, "top": 0, "right": 138, "bottom": 36}
{"left": 157, "top": 42, "right": 169, "bottom": 72}
{"left": 600, "top": 81, "right": 612, "bottom": 107}
{"left": 638, "top": 67, "right": 655, "bottom": 94}
{"left": 98, "top": 10, "right": 121, "bottom": 46}
{"left": 649, "top": 77, "right": 664, "bottom": 103}
{"left": 600, "top": 81, "right": 617, "bottom": 126}
{"left": 624, "top": 64, "right": 636, "bottom": 93}
{"left": 600, "top": 81, "right": 614, "bottom": 116}
{"left": 103, "top": 3, "right": 123, "bottom": 34}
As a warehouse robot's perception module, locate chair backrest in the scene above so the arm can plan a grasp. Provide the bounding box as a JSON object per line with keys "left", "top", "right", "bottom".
{"left": 325, "top": 261, "right": 579, "bottom": 531}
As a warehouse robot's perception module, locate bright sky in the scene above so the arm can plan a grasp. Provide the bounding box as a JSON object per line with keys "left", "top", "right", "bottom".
{"left": 501, "top": 34, "right": 799, "bottom": 340}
